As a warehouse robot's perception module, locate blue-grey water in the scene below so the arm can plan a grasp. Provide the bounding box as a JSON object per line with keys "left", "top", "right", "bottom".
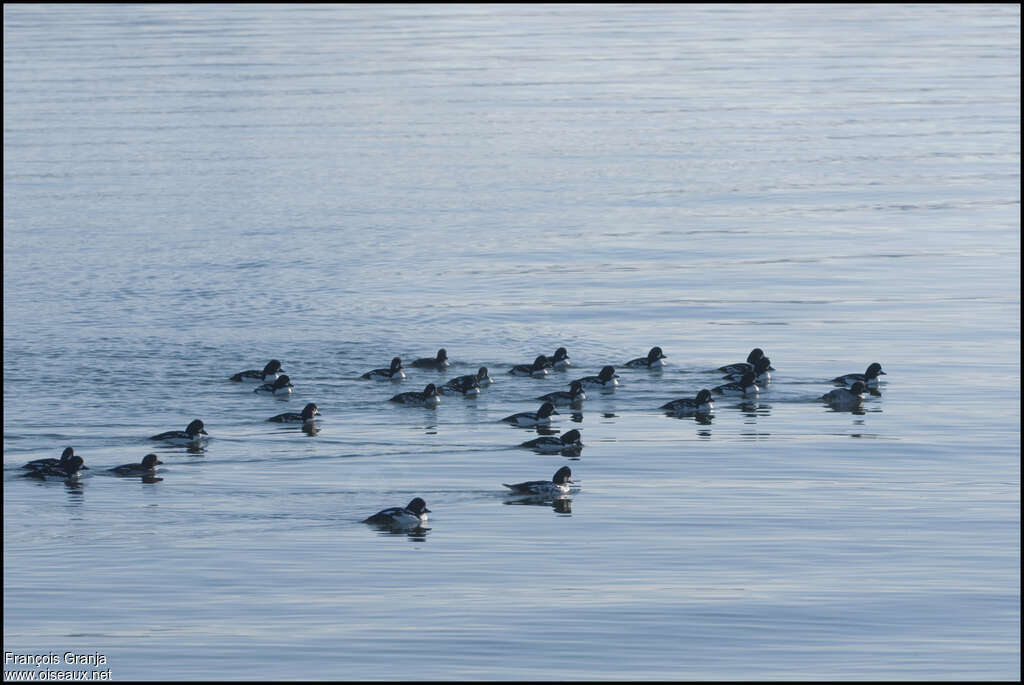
{"left": 3, "top": 3, "right": 1019, "bottom": 681}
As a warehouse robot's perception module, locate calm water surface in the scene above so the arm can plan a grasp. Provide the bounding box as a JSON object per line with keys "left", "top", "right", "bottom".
{"left": 3, "top": 4, "right": 1020, "bottom": 681}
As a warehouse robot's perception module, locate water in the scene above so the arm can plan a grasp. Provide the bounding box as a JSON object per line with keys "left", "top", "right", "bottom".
{"left": 3, "top": 3, "right": 1019, "bottom": 680}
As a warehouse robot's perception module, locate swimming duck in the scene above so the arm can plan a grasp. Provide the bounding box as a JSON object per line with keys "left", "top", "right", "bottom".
{"left": 268, "top": 402, "right": 320, "bottom": 423}
{"left": 361, "top": 357, "right": 405, "bottom": 380}
{"left": 832, "top": 363, "right": 886, "bottom": 387}
{"left": 150, "top": 419, "right": 208, "bottom": 445}
{"left": 509, "top": 355, "right": 549, "bottom": 377}
{"left": 254, "top": 374, "right": 294, "bottom": 395}
{"left": 624, "top": 346, "right": 667, "bottom": 368}
{"left": 362, "top": 497, "right": 431, "bottom": 528}
{"left": 536, "top": 380, "right": 586, "bottom": 407}
{"left": 22, "top": 447, "right": 89, "bottom": 471}
{"left": 231, "top": 359, "right": 284, "bottom": 382}
{"left": 441, "top": 369, "right": 485, "bottom": 396}
{"left": 575, "top": 365, "right": 619, "bottom": 389}
{"left": 500, "top": 401, "right": 559, "bottom": 426}
{"left": 411, "top": 349, "right": 450, "bottom": 370}
{"left": 711, "top": 372, "right": 759, "bottom": 396}
{"left": 723, "top": 356, "right": 772, "bottom": 384}
{"left": 545, "top": 347, "right": 572, "bottom": 369}
{"left": 820, "top": 381, "right": 868, "bottom": 408}
{"left": 109, "top": 453, "right": 163, "bottom": 475}
{"left": 520, "top": 429, "right": 583, "bottom": 453}
{"left": 660, "top": 389, "right": 714, "bottom": 415}
{"left": 25, "top": 455, "right": 86, "bottom": 481}
{"left": 502, "top": 466, "right": 574, "bottom": 496}
{"left": 717, "top": 348, "right": 769, "bottom": 375}
{"left": 389, "top": 384, "right": 440, "bottom": 407}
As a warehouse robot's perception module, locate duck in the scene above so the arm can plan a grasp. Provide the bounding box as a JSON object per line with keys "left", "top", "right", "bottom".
{"left": 267, "top": 402, "right": 320, "bottom": 423}
{"left": 254, "top": 374, "right": 294, "bottom": 395}
{"left": 362, "top": 497, "right": 431, "bottom": 528}
{"left": 575, "top": 365, "right": 619, "bottom": 389}
{"left": 24, "top": 455, "right": 86, "bottom": 481}
{"left": 500, "top": 401, "right": 559, "bottom": 426}
{"left": 624, "top": 346, "right": 667, "bottom": 369}
{"left": 150, "top": 419, "right": 208, "bottom": 445}
{"left": 660, "top": 389, "right": 714, "bottom": 415}
{"left": 832, "top": 362, "right": 886, "bottom": 387}
{"left": 820, "top": 381, "right": 868, "bottom": 408}
{"left": 411, "top": 348, "right": 449, "bottom": 370}
{"left": 711, "top": 372, "right": 759, "bottom": 396}
{"left": 389, "top": 383, "right": 440, "bottom": 407}
{"left": 545, "top": 347, "right": 572, "bottom": 369}
{"left": 502, "top": 466, "right": 574, "bottom": 496}
{"left": 723, "top": 356, "right": 772, "bottom": 384}
{"left": 442, "top": 377, "right": 480, "bottom": 396}
{"left": 520, "top": 429, "right": 583, "bottom": 453}
{"left": 474, "top": 366, "right": 494, "bottom": 386}
{"left": 717, "top": 348, "right": 770, "bottom": 375}
{"left": 442, "top": 367, "right": 491, "bottom": 395}
{"left": 361, "top": 357, "right": 405, "bottom": 380}
{"left": 108, "top": 453, "right": 163, "bottom": 475}
{"left": 536, "top": 380, "right": 586, "bottom": 407}
{"left": 231, "top": 359, "right": 284, "bottom": 382}
{"left": 22, "top": 447, "right": 89, "bottom": 471}
{"left": 509, "top": 355, "right": 549, "bottom": 377}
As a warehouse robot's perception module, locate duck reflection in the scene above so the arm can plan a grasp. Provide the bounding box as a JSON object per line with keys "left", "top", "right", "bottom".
{"left": 63, "top": 478, "right": 85, "bottom": 493}
{"left": 301, "top": 423, "right": 320, "bottom": 437}
{"left": 369, "top": 524, "right": 431, "bottom": 540}
{"left": 551, "top": 498, "right": 572, "bottom": 514}
{"left": 664, "top": 409, "right": 714, "bottom": 423}
{"left": 823, "top": 402, "right": 867, "bottom": 416}
{"left": 738, "top": 401, "right": 771, "bottom": 418}
{"left": 60, "top": 480, "right": 86, "bottom": 507}
{"left": 503, "top": 494, "right": 572, "bottom": 515}
{"left": 523, "top": 445, "right": 582, "bottom": 460}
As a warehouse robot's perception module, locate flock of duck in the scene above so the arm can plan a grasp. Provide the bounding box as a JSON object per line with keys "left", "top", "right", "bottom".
{"left": 18, "top": 346, "right": 886, "bottom": 530}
